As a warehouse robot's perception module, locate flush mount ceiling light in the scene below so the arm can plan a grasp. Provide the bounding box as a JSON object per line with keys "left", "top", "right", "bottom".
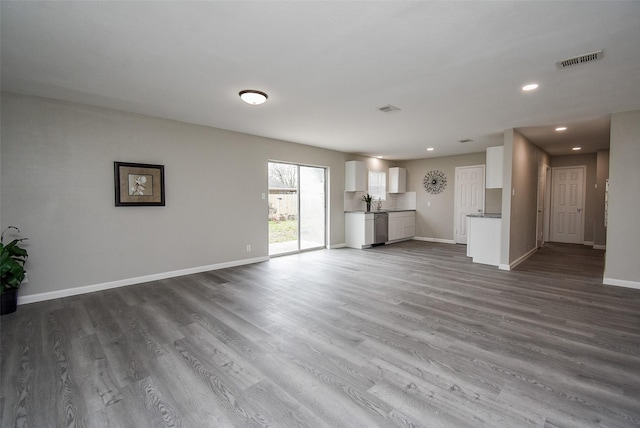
{"left": 426, "top": 147, "right": 435, "bottom": 151}
{"left": 556, "top": 127, "right": 567, "bottom": 131}
{"left": 572, "top": 147, "right": 582, "bottom": 151}
{"left": 522, "top": 83, "right": 539, "bottom": 91}
{"left": 239, "top": 90, "right": 268, "bottom": 105}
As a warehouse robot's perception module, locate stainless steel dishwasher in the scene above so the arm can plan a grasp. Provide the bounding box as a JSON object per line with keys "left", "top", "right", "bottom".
{"left": 373, "top": 212, "right": 388, "bottom": 245}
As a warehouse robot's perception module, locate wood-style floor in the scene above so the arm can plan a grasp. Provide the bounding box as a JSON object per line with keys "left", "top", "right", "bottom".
{"left": 2, "top": 241, "right": 639, "bottom": 427}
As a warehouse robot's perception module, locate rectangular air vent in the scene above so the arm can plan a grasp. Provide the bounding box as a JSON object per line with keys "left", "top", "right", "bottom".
{"left": 377, "top": 104, "right": 401, "bottom": 113}
{"left": 556, "top": 50, "right": 603, "bottom": 69}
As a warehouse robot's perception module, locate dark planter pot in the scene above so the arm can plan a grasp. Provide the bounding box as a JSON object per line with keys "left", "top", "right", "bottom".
{"left": 1, "top": 288, "right": 18, "bottom": 315}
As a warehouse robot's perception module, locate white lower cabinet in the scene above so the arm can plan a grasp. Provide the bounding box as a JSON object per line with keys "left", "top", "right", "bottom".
{"left": 466, "top": 216, "right": 501, "bottom": 266}
{"left": 388, "top": 211, "right": 415, "bottom": 242}
{"left": 345, "top": 212, "right": 374, "bottom": 249}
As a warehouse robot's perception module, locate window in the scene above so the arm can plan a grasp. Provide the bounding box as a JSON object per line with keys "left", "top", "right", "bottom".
{"left": 368, "top": 170, "right": 386, "bottom": 201}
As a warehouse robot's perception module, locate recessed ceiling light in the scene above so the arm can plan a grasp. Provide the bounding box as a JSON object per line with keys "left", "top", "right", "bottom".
{"left": 522, "top": 83, "right": 539, "bottom": 91}
{"left": 239, "top": 90, "right": 268, "bottom": 105}
{"left": 572, "top": 147, "right": 582, "bottom": 151}
{"left": 556, "top": 127, "right": 567, "bottom": 131}
{"left": 426, "top": 147, "right": 434, "bottom": 151}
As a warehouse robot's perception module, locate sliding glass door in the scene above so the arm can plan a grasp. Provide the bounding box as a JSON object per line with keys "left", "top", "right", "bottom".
{"left": 299, "top": 165, "right": 326, "bottom": 250}
{"left": 268, "top": 162, "right": 326, "bottom": 256}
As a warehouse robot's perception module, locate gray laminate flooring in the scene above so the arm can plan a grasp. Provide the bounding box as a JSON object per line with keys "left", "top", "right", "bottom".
{"left": 1, "top": 241, "right": 639, "bottom": 427}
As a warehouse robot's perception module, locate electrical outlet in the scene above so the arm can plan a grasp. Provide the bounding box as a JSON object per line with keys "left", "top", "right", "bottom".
{"left": 246, "top": 245, "right": 251, "bottom": 252}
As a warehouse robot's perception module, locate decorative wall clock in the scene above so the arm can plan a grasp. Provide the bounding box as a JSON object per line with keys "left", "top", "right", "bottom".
{"left": 423, "top": 170, "right": 447, "bottom": 194}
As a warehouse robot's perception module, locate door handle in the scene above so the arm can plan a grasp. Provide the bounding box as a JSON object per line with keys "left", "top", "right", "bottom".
{"left": 577, "top": 208, "right": 582, "bottom": 213}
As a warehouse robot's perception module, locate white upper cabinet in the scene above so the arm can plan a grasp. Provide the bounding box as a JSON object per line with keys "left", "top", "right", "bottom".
{"left": 345, "top": 160, "right": 366, "bottom": 192}
{"left": 485, "top": 146, "right": 504, "bottom": 189}
{"left": 388, "top": 167, "right": 406, "bottom": 193}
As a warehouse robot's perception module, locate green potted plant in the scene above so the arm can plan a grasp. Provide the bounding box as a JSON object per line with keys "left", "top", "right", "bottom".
{"left": 361, "top": 193, "right": 373, "bottom": 212}
{"left": 1, "top": 226, "right": 28, "bottom": 315}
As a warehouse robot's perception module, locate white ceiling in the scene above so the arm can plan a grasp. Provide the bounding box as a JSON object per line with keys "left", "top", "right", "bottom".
{"left": 2, "top": 1, "right": 640, "bottom": 160}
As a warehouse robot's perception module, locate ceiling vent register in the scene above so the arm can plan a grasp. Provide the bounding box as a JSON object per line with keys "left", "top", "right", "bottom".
{"left": 556, "top": 50, "right": 603, "bottom": 69}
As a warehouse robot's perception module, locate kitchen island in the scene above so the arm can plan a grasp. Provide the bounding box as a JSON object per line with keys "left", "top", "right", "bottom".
{"left": 466, "top": 213, "right": 502, "bottom": 266}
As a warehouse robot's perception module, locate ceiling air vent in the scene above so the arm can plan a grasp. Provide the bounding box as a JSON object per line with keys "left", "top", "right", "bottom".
{"left": 556, "top": 50, "right": 603, "bottom": 69}
{"left": 377, "top": 104, "right": 401, "bottom": 113}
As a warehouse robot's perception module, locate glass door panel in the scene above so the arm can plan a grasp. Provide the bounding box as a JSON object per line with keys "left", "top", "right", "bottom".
{"left": 300, "top": 166, "right": 326, "bottom": 250}
{"left": 268, "top": 162, "right": 298, "bottom": 256}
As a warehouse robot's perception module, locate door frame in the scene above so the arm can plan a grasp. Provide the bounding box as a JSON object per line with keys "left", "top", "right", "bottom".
{"left": 543, "top": 166, "right": 552, "bottom": 243}
{"left": 268, "top": 160, "right": 328, "bottom": 257}
{"left": 550, "top": 165, "right": 587, "bottom": 244}
{"left": 453, "top": 164, "right": 485, "bottom": 244}
{"left": 537, "top": 162, "right": 550, "bottom": 248}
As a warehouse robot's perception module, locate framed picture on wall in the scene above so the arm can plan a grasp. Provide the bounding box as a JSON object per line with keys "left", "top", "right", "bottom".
{"left": 114, "top": 162, "right": 165, "bottom": 206}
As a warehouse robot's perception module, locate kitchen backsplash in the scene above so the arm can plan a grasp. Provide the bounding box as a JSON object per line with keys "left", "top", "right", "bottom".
{"left": 344, "top": 191, "right": 417, "bottom": 211}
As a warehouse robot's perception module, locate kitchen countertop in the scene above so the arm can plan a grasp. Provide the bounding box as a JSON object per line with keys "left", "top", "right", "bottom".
{"left": 345, "top": 209, "right": 416, "bottom": 213}
{"left": 466, "top": 213, "right": 502, "bottom": 218}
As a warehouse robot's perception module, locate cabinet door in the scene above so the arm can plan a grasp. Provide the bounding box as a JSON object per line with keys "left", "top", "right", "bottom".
{"left": 364, "top": 218, "right": 374, "bottom": 245}
{"left": 402, "top": 212, "right": 415, "bottom": 238}
{"left": 346, "top": 161, "right": 366, "bottom": 192}
{"left": 388, "top": 215, "right": 403, "bottom": 241}
{"left": 389, "top": 167, "right": 406, "bottom": 193}
{"left": 486, "top": 146, "right": 503, "bottom": 189}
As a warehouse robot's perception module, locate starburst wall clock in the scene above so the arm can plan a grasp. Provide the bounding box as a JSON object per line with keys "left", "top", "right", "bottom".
{"left": 423, "top": 170, "right": 447, "bottom": 194}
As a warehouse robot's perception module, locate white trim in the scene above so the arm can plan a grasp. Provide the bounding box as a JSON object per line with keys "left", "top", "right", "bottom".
{"left": 583, "top": 241, "right": 594, "bottom": 247}
{"left": 413, "top": 236, "right": 457, "bottom": 244}
{"left": 593, "top": 244, "right": 606, "bottom": 250}
{"left": 603, "top": 277, "right": 640, "bottom": 290}
{"left": 498, "top": 247, "right": 537, "bottom": 271}
{"left": 330, "top": 243, "right": 347, "bottom": 249}
{"left": 17, "top": 256, "right": 269, "bottom": 305}
{"left": 386, "top": 237, "right": 413, "bottom": 244}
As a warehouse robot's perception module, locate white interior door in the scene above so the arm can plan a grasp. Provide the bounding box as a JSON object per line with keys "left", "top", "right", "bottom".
{"left": 551, "top": 166, "right": 585, "bottom": 244}
{"left": 454, "top": 165, "right": 485, "bottom": 244}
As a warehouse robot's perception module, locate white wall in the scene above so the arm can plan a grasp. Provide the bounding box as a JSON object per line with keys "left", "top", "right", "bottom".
{"left": 1, "top": 92, "right": 352, "bottom": 300}
{"left": 604, "top": 110, "right": 640, "bottom": 288}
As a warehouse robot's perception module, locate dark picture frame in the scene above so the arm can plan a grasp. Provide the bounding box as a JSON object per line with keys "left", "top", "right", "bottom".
{"left": 114, "top": 162, "right": 165, "bottom": 206}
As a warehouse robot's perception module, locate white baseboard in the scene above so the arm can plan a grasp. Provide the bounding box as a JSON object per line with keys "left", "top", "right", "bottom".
{"left": 17, "top": 256, "right": 269, "bottom": 305}
{"left": 330, "top": 243, "right": 347, "bottom": 249}
{"left": 583, "top": 241, "right": 594, "bottom": 247}
{"left": 499, "top": 247, "right": 537, "bottom": 271}
{"left": 603, "top": 277, "right": 640, "bottom": 290}
{"left": 413, "top": 236, "right": 457, "bottom": 244}
{"left": 386, "top": 237, "right": 413, "bottom": 244}
{"left": 593, "top": 244, "right": 606, "bottom": 250}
